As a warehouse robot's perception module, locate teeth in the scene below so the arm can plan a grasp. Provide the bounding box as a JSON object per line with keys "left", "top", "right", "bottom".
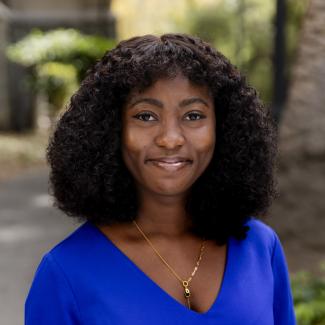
{"left": 158, "top": 162, "right": 184, "bottom": 166}
{"left": 150, "top": 160, "right": 190, "bottom": 171}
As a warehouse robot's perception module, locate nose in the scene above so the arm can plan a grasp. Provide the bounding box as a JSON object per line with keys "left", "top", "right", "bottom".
{"left": 154, "top": 119, "right": 185, "bottom": 149}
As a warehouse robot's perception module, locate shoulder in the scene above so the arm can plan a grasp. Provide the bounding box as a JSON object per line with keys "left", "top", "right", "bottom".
{"left": 42, "top": 221, "right": 104, "bottom": 273}
{"left": 25, "top": 227, "right": 89, "bottom": 324}
{"left": 48, "top": 222, "right": 91, "bottom": 255}
{"left": 245, "top": 218, "right": 277, "bottom": 246}
{"left": 234, "top": 218, "right": 279, "bottom": 261}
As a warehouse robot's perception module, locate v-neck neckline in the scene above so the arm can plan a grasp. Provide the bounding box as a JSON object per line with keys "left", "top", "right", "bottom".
{"left": 86, "top": 221, "right": 232, "bottom": 317}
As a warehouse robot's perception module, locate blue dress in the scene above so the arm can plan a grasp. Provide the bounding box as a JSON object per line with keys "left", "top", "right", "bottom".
{"left": 25, "top": 219, "right": 296, "bottom": 324}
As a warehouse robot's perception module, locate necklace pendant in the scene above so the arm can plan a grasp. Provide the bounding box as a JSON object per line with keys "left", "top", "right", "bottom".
{"left": 182, "top": 280, "right": 191, "bottom": 298}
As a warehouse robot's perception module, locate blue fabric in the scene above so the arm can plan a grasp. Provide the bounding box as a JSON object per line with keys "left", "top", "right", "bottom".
{"left": 25, "top": 219, "right": 296, "bottom": 324}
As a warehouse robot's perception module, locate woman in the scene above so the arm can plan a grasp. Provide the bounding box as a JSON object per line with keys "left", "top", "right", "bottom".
{"left": 25, "top": 34, "right": 296, "bottom": 324}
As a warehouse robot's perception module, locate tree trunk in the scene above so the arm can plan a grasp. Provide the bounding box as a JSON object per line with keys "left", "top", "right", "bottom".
{"left": 269, "top": 0, "right": 325, "bottom": 274}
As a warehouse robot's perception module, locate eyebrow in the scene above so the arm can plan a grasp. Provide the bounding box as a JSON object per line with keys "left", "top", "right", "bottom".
{"left": 128, "top": 97, "right": 210, "bottom": 109}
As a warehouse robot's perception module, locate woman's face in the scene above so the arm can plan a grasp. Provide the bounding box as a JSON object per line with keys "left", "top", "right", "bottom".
{"left": 122, "top": 74, "right": 216, "bottom": 199}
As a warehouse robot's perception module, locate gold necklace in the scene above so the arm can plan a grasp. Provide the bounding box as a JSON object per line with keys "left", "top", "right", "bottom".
{"left": 132, "top": 220, "right": 206, "bottom": 310}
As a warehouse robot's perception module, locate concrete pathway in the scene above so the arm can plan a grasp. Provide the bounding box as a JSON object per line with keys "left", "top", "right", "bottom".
{"left": 0, "top": 167, "right": 79, "bottom": 325}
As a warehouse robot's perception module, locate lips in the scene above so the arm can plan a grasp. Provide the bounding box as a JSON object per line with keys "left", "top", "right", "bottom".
{"left": 146, "top": 157, "right": 193, "bottom": 171}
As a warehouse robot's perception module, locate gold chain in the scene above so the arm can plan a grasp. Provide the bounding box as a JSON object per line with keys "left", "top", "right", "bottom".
{"left": 132, "top": 220, "right": 206, "bottom": 309}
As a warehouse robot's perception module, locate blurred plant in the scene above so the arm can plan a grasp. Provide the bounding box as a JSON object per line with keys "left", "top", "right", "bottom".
{"left": 186, "top": 0, "right": 309, "bottom": 104}
{"left": 292, "top": 266, "right": 325, "bottom": 325}
{"left": 186, "top": 0, "right": 273, "bottom": 102}
{"left": 36, "top": 62, "right": 78, "bottom": 119}
{"left": 7, "top": 28, "right": 115, "bottom": 81}
{"left": 6, "top": 29, "right": 116, "bottom": 121}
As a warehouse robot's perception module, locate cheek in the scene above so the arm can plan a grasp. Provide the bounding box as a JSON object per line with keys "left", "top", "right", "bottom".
{"left": 122, "top": 126, "right": 148, "bottom": 171}
{"left": 122, "top": 129, "right": 138, "bottom": 164}
{"left": 122, "top": 129, "right": 137, "bottom": 153}
{"left": 193, "top": 125, "right": 216, "bottom": 157}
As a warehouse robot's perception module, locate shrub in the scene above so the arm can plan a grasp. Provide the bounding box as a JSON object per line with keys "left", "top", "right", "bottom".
{"left": 6, "top": 29, "right": 116, "bottom": 120}
{"left": 292, "top": 268, "right": 325, "bottom": 324}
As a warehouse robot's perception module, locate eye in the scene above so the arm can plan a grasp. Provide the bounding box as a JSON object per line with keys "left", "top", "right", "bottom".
{"left": 133, "top": 112, "right": 157, "bottom": 122}
{"left": 184, "top": 112, "right": 206, "bottom": 121}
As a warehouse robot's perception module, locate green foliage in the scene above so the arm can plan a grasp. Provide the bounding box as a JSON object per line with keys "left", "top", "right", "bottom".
{"left": 36, "top": 62, "right": 78, "bottom": 117}
{"left": 186, "top": 0, "right": 308, "bottom": 104}
{"left": 7, "top": 28, "right": 116, "bottom": 81}
{"left": 292, "top": 269, "right": 325, "bottom": 325}
{"left": 6, "top": 29, "right": 116, "bottom": 119}
{"left": 187, "top": 0, "right": 274, "bottom": 102}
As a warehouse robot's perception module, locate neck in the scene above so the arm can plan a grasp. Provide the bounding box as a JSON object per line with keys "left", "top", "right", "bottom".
{"left": 135, "top": 189, "right": 193, "bottom": 238}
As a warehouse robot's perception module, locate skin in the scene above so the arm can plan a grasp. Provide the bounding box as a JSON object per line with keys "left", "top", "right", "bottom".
{"left": 99, "top": 74, "right": 227, "bottom": 313}
{"left": 122, "top": 73, "right": 216, "bottom": 236}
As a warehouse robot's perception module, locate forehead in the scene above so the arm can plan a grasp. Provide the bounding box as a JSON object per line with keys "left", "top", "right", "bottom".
{"left": 127, "top": 74, "right": 212, "bottom": 102}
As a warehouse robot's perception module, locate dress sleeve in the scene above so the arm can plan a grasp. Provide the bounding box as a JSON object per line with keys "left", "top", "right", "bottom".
{"left": 271, "top": 232, "right": 296, "bottom": 325}
{"left": 25, "top": 253, "right": 82, "bottom": 325}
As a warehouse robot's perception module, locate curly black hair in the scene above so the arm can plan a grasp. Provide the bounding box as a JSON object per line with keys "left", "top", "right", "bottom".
{"left": 47, "top": 33, "right": 278, "bottom": 245}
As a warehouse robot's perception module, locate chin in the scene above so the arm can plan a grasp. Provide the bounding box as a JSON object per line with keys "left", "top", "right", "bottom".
{"left": 151, "top": 183, "right": 191, "bottom": 197}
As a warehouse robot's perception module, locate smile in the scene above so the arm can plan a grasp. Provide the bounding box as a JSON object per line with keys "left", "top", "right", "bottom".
{"left": 147, "top": 160, "right": 192, "bottom": 172}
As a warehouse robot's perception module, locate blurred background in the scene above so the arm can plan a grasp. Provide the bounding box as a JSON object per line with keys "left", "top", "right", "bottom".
{"left": 0, "top": 0, "right": 324, "bottom": 324}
